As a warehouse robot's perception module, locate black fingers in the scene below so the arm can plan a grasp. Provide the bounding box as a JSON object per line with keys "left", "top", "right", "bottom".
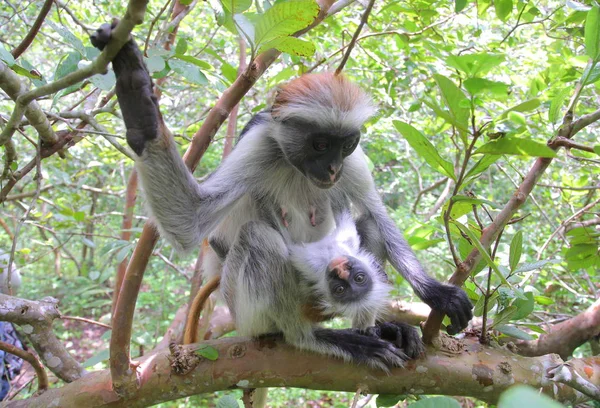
{"left": 422, "top": 283, "right": 473, "bottom": 335}
{"left": 89, "top": 21, "right": 160, "bottom": 156}
{"left": 314, "top": 328, "right": 408, "bottom": 371}
{"left": 366, "top": 321, "right": 424, "bottom": 359}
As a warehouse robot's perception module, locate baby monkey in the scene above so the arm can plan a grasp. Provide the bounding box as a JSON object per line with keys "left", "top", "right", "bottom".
{"left": 289, "top": 211, "right": 391, "bottom": 329}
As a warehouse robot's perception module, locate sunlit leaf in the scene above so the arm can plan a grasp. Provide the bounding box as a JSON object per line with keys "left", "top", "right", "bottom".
{"left": 196, "top": 345, "right": 219, "bottom": 360}
{"left": 474, "top": 137, "right": 557, "bottom": 158}
{"left": 393, "top": 121, "right": 456, "bottom": 180}
{"left": 495, "top": 324, "right": 534, "bottom": 340}
{"left": 499, "top": 385, "right": 563, "bottom": 408}
{"left": 509, "top": 231, "right": 523, "bottom": 272}
{"left": 495, "top": 0, "right": 513, "bottom": 22}
{"left": 585, "top": 7, "right": 600, "bottom": 60}
{"left": 254, "top": 0, "right": 320, "bottom": 46}
{"left": 258, "top": 37, "right": 315, "bottom": 56}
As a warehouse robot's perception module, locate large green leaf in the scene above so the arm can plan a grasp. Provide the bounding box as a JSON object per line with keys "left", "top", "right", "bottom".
{"left": 495, "top": 0, "right": 513, "bottom": 22}
{"left": 408, "top": 397, "right": 461, "bottom": 408}
{"left": 393, "top": 121, "right": 456, "bottom": 180}
{"left": 169, "top": 59, "right": 208, "bottom": 85}
{"left": 585, "top": 7, "right": 600, "bottom": 60}
{"left": 499, "top": 98, "right": 541, "bottom": 119}
{"left": 464, "top": 78, "right": 509, "bottom": 98}
{"left": 509, "top": 230, "right": 523, "bottom": 272}
{"left": 499, "top": 385, "right": 563, "bottom": 408}
{"left": 495, "top": 324, "right": 534, "bottom": 340}
{"left": 475, "top": 137, "right": 557, "bottom": 158}
{"left": 446, "top": 53, "right": 505, "bottom": 77}
{"left": 220, "top": 0, "right": 252, "bottom": 13}
{"left": 233, "top": 13, "right": 255, "bottom": 46}
{"left": 254, "top": 0, "right": 320, "bottom": 47}
{"left": 548, "top": 88, "right": 571, "bottom": 124}
{"left": 257, "top": 37, "right": 315, "bottom": 56}
{"left": 433, "top": 74, "right": 470, "bottom": 134}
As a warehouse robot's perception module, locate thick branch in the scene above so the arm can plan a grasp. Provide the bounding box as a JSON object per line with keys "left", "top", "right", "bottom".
{"left": 7, "top": 337, "right": 598, "bottom": 407}
{"left": 516, "top": 298, "right": 600, "bottom": 359}
{"left": 0, "top": 294, "right": 86, "bottom": 382}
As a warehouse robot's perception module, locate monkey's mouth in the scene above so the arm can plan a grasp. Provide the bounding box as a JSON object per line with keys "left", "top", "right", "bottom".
{"left": 309, "top": 177, "right": 336, "bottom": 189}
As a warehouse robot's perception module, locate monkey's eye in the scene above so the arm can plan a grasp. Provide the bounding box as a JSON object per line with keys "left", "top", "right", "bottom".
{"left": 313, "top": 138, "right": 330, "bottom": 152}
{"left": 354, "top": 273, "right": 366, "bottom": 283}
{"left": 333, "top": 285, "right": 345, "bottom": 295}
{"left": 342, "top": 138, "right": 358, "bottom": 153}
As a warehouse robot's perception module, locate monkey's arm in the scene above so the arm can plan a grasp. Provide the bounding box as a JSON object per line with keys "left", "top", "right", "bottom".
{"left": 90, "top": 23, "right": 247, "bottom": 252}
{"left": 345, "top": 151, "right": 473, "bottom": 335}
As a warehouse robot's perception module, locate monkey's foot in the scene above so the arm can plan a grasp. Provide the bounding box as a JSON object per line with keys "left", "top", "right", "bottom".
{"left": 365, "top": 321, "right": 424, "bottom": 360}
{"left": 313, "top": 328, "right": 408, "bottom": 371}
{"left": 89, "top": 21, "right": 161, "bottom": 156}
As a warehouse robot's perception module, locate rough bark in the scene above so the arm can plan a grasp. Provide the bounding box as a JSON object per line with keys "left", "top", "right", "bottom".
{"left": 5, "top": 337, "right": 599, "bottom": 407}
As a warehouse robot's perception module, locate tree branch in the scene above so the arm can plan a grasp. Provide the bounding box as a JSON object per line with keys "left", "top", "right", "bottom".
{"left": 7, "top": 337, "right": 598, "bottom": 407}
{"left": 10, "top": 0, "right": 53, "bottom": 59}
{"left": 0, "top": 340, "right": 48, "bottom": 394}
{"left": 0, "top": 294, "right": 86, "bottom": 382}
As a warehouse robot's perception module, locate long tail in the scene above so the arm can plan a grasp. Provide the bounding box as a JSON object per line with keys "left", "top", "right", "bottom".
{"left": 183, "top": 275, "right": 221, "bottom": 344}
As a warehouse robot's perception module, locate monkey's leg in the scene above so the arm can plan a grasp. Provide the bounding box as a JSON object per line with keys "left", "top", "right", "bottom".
{"left": 90, "top": 23, "right": 247, "bottom": 252}
{"left": 222, "top": 221, "right": 410, "bottom": 372}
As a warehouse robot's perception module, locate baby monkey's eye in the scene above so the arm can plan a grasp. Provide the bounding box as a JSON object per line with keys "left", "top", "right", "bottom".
{"left": 313, "top": 138, "right": 330, "bottom": 152}
{"left": 354, "top": 273, "right": 366, "bottom": 283}
{"left": 334, "top": 285, "right": 346, "bottom": 294}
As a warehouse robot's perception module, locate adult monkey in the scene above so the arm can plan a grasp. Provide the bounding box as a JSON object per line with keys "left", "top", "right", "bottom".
{"left": 91, "top": 22, "right": 472, "bottom": 369}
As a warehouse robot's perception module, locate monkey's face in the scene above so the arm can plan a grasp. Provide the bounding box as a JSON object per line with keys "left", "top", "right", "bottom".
{"left": 278, "top": 119, "right": 361, "bottom": 189}
{"left": 326, "top": 256, "right": 373, "bottom": 304}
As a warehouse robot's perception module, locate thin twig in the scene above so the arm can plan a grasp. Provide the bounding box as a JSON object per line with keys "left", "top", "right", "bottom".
{"left": 335, "top": 0, "right": 376, "bottom": 75}
{"left": 10, "top": 0, "right": 53, "bottom": 58}
{"left": 61, "top": 315, "right": 112, "bottom": 329}
{"left": 0, "top": 340, "right": 48, "bottom": 394}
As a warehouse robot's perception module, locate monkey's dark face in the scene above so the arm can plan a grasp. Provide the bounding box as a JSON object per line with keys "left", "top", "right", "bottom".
{"left": 326, "top": 256, "right": 373, "bottom": 304}
{"left": 279, "top": 119, "right": 361, "bottom": 189}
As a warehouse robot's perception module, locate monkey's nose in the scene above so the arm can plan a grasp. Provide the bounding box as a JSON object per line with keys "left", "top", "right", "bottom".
{"left": 328, "top": 164, "right": 341, "bottom": 182}
{"left": 328, "top": 257, "right": 349, "bottom": 280}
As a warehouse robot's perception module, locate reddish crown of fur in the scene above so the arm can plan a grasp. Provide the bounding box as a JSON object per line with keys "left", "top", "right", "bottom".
{"left": 272, "top": 72, "right": 375, "bottom": 127}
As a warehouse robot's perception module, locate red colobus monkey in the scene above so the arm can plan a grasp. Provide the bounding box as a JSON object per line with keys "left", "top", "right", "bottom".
{"left": 91, "top": 21, "right": 471, "bottom": 371}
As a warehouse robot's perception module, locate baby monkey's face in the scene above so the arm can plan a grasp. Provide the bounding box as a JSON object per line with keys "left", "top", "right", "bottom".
{"left": 326, "top": 256, "right": 373, "bottom": 304}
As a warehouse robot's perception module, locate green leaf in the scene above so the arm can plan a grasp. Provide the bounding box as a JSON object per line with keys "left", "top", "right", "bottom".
{"left": 257, "top": 37, "right": 315, "bottom": 56}
{"left": 175, "top": 38, "right": 188, "bottom": 55}
{"left": 585, "top": 7, "right": 600, "bottom": 60}
{"left": 491, "top": 305, "right": 518, "bottom": 328}
{"left": 376, "top": 394, "right": 407, "bottom": 407}
{"left": 452, "top": 220, "right": 509, "bottom": 285}
{"left": 474, "top": 137, "right": 557, "bottom": 158}
{"left": 169, "top": 59, "right": 208, "bottom": 85}
{"left": 10, "top": 64, "right": 42, "bottom": 80}
{"left": 89, "top": 71, "right": 116, "bottom": 91}
{"left": 462, "top": 155, "right": 499, "bottom": 187}
{"left": 196, "top": 345, "right": 219, "bottom": 360}
{"left": 73, "top": 211, "right": 85, "bottom": 222}
{"left": 507, "top": 111, "right": 527, "bottom": 126}
{"left": 407, "top": 397, "right": 461, "bottom": 408}
{"left": 433, "top": 74, "right": 470, "bottom": 133}
{"left": 455, "top": 0, "right": 468, "bottom": 12}
{"left": 172, "top": 54, "right": 213, "bottom": 70}
{"left": 216, "top": 395, "right": 240, "bottom": 408}
{"left": 221, "top": 62, "right": 238, "bottom": 83}
{"left": 514, "top": 259, "right": 554, "bottom": 273}
{"left": 499, "top": 385, "right": 563, "bottom": 408}
{"left": 512, "top": 292, "right": 534, "bottom": 320}
{"left": 82, "top": 348, "right": 109, "bottom": 368}
{"left": 495, "top": 0, "right": 513, "bottom": 22}
{"left": 0, "top": 45, "right": 15, "bottom": 66}
{"left": 548, "top": 88, "right": 571, "bottom": 124}
{"left": 145, "top": 56, "right": 166, "bottom": 73}
{"left": 594, "top": 145, "right": 600, "bottom": 155}
{"left": 474, "top": 292, "right": 498, "bottom": 317}
{"left": 495, "top": 324, "right": 534, "bottom": 340}
{"left": 254, "top": 0, "right": 320, "bottom": 47}
{"left": 509, "top": 231, "right": 523, "bottom": 272}
{"left": 220, "top": 0, "right": 252, "bottom": 14}
{"left": 464, "top": 78, "right": 509, "bottom": 98}
{"left": 533, "top": 296, "right": 554, "bottom": 305}
{"left": 446, "top": 53, "right": 505, "bottom": 77}
{"left": 233, "top": 13, "right": 256, "bottom": 46}
{"left": 583, "top": 62, "right": 600, "bottom": 85}
{"left": 499, "top": 98, "right": 541, "bottom": 118}
{"left": 55, "top": 52, "right": 82, "bottom": 81}
{"left": 47, "top": 21, "right": 86, "bottom": 55}
{"left": 393, "top": 121, "right": 456, "bottom": 180}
